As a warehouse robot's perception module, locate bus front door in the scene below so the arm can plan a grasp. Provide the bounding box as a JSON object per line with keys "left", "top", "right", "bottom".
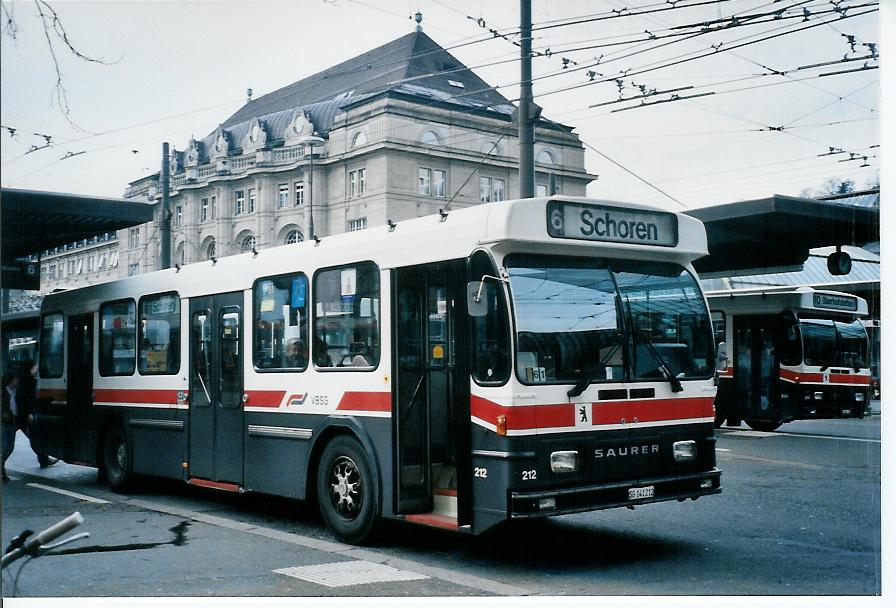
{"left": 188, "top": 293, "right": 244, "bottom": 485}
{"left": 734, "top": 317, "right": 780, "bottom": 422}
{"left": 393, "top": 261, "right": 468, "bottom": 516}
{"left": 66, "top": 313, "right": 93, "bottom": 462}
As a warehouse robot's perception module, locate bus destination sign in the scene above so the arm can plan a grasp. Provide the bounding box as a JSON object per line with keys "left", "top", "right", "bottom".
{"left": 546, "top": 201, "right": 678, "bottom": 247}
{"left": 813, "top": 293, "right": 857, "bottom": 312}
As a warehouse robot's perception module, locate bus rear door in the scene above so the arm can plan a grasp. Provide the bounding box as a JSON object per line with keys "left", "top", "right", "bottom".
{"left": 188, "top": 293, "right": 244, "bottom": 485}
{"left": 66, "top": 313, "right": 93, "bottom": 461}
{"left": 734, "top": 316, "right": 782, "bottom": 423}
{"left": 393, "top": 261, "right": 470, "bottom": 522}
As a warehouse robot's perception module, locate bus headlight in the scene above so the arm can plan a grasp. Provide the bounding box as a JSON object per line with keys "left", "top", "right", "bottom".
{"left": 814, "top": 392, "right": 824, "bottom": 401}
{"left": 855, "top": 393, "right": 865, "bottom": 402}
{"left": 550, "top": 451, "right": 579, "bottom": 473}
{"left": 673, "top": 440, "right": 697, "bottom": 462}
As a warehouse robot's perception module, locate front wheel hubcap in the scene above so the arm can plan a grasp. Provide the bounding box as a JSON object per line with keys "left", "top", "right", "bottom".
{"left": 329, "top": 456, "right": 363, "bottom": 520}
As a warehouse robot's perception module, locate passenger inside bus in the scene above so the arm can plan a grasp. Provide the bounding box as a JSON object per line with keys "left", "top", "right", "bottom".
{"left": 283, "top": 339, "right": 307, "bottom": 368}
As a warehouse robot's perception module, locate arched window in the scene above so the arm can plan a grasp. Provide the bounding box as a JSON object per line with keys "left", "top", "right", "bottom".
{"left": 480, "top": 140, "right": 502, "bottom": 156}
{"left": 241, "top": 235, "right": 257, "bottom": 253}
{"left": 285, "top": 230, "right": 304, "bottom": 244}
{"left": 206, "top": 241, "right": 216, "bottom": 260}
{"left": 175, "top": 242, "right": 185, "bottom": 266}
{"left": 537, "top": 149, "right": 556, "bottom": 164}
{"left": 420, "top": 130, "right": 442, "bottom": 145}
{"left": 351, "top": 131, "right": 368, "bottom": 147}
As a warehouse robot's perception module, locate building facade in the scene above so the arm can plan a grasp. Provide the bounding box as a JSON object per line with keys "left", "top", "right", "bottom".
{"left": 117, "top": 28, "right": 595, "bottom": 276}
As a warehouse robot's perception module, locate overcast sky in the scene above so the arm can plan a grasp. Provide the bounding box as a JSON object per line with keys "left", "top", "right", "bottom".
{"left": 0, "top": 0, "right": 884, "bottom": 212}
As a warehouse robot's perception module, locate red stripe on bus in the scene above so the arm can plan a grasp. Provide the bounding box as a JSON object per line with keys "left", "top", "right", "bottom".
{"left": 188, "top": 478, "right": 241, "bottom": 492}
{"left": 243, "top": 390, "right": 287, "bottom": 408}
{"left": 93, "top": 388, "right": 181, "bottom": 404}
{"left": 336, "top": 391, "right": 392, "bottom": 412}
{"left": 779, "top": 368, "right": 871, "bottom": 385}
{"left": 403, "top": 513, "right": 459, "bottom": 530}
{"left": 471, "top": 396, "right": 714, "bottom": 430}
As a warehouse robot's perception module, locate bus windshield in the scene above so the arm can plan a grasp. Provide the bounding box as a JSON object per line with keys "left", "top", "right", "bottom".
{"left": 506, "top": 254, "right": 713, "bottom": 386}
{"left": 799, "top": 319, "right": 868, "bottom": 370}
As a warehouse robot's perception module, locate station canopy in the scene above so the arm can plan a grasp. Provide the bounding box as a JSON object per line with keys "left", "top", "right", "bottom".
{"left": 1, "top": 188, "right": 154, "bottom": 288}
{"left": 687, "top": 195, "right": 879, "bottom": 276}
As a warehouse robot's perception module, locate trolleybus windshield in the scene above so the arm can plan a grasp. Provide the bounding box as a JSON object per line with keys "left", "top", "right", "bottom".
{"left": 799, "top": 319, "right": 868, "bottom": 371}
{"left": 506, "top": 255, "right": 713, "bottom": 388}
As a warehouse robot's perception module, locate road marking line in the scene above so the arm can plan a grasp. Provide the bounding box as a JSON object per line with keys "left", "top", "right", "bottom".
{"left": 27, "top": 482, "right": 111, "bottom": 504}
{"left": 127, "top": 498, "right": 530, "bottom": 596}
{"left": 274, "top": 560, "right": 428, "bottom": 588}
{"left": 715, "top": 448, "right": 731, "bottom": 452}
{"left": 720, "top": 428, "right": 880, "bottom": 444}
{"left": 714, "top": 452, "right": 826, "bottom": 471}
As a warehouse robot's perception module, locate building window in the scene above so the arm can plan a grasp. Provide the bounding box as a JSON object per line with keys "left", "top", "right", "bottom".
{"left": 351, "top": 131, "right": 368, "bottom": 147}
{"left": 420, "top": 130, "right": 442, "bottom": 145}
{"left": 128, "top": 263, "right": 140, "bottom": 276}
{"left": 347, "top": 217, "right": 367, "bottom": 232}
{"left": 241, "top": 235, "right": 257, "bottom": 253}
{"left": 480, "top": 177, "right": 505, "bottom": 203}
{"left": 138, "top": 292, "right": 180, "bottom": 375}
{"left": 418, "top": 168, "right": 446, "bottom": 197}
{"left": 359, "top": 168, "right": 366, "bottom": 194}
{"left": 175, "top": 205, "right": 183, "bottom": 227}
{"left": 278, "top": 184, "right": 289, "bottom": 209}
{"left": 68, "top": 260, "right": 76, "bottom": 275}
{"left": 418, "top": 168, "right": 431, "bottom": 196}
{"left": 313, "top": 262, "right": 380, "bottom": 369}
{"left": 537, "top": 149, "right": 556, "bottom": 164}
{"left": 285, "top": 230, "right": 303, "bottom": 244}
{"left": 201, "top": 198, "right": 209, "bottom": 221}
{"left": 128, "top": 227, "right": 140, "bottom": 249}
{"left": 248, "top": 188, "right": 256, "bottom": 213}
{"left": 87, "top": 256, "right": 96, "bottom": 272}
{"left": 536, "top": 184, "right": 548, "bottom": 197}
{"left": 235, "top": 190, "right": 245, "bottom": 215}
{"left": 211, "top": 196, "right": 217, "bottom": 219}
{"left": 48, "top": 265, "right": 56, "bottom": 279}
{"left": 253, "top": 273, "right": 309, "bottom": 371}
{"left": 349, "top": 171, "right": 357, "bottom": 197}
{"left": 294, "top": 181, "right": 304, "bottom": 207}
{"left": 206, "top": 241, "right": 216, "bottom": 260}
{"left": 99, "top": 299, "right": 137, "bottom": 376}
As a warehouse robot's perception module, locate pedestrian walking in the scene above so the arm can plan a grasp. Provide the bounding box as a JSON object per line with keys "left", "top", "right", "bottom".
{"left": 2, "top": 371, "right": 19, "bottom": 481}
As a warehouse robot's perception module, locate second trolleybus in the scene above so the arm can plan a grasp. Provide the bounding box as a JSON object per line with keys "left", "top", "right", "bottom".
{"left": 709, "top": 286, "right": 872, "bottom": 432}
{"left": 34, "top": 196, "right": 721, "bottom": 543}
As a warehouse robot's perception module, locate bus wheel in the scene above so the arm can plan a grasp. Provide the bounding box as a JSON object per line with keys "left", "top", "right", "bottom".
{"left": 745, "top": 419, "right": 782, "bottom": 432}
{"left": 102, "top": 424, "right": 132, "bottom": 492}
{"left": 316, "top": 436, "right": 378, "bottom": 544}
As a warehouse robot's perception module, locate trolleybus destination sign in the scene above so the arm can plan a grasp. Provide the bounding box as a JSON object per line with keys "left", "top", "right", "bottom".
{"left": 546, "top": 200, "right": 678, "bottom": 247}
{"left": 813, "top": 292, "right": 858, "bottom": 312}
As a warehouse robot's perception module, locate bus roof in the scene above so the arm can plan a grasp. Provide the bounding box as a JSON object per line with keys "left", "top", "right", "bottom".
{"left": 42, "top": 196, "right": 708, "bottom": 309}
{"left": 706, "top": 286, "right": 868, "bottom": 317}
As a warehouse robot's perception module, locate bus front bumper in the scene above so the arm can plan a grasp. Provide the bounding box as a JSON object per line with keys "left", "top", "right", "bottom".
{"left": 509, "top": 468, "right": 722, "bottom": 519}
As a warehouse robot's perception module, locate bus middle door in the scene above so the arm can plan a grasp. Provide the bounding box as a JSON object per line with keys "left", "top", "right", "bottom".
{"left": 188, "top": 293, "right": 244, "bottom": 485}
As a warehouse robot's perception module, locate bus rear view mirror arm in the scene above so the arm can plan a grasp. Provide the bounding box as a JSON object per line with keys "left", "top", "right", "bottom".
{"left": 467, "top": 275, "right": 508, "bottom": 317}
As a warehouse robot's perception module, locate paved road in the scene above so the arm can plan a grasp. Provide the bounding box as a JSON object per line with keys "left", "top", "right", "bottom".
{"left": 1, "top": 415, "right": 882, "bottom": 599}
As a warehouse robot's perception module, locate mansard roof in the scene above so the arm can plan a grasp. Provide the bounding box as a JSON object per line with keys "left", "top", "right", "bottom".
{"left": 221, "top": 30, "right": 513, "bottom": 131}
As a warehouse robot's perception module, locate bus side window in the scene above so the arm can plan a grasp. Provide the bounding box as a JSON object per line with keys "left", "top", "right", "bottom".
{"left": 138, "top": 292, "right": 180, "bottom": 375}
{"left": 253, "top": 274, "right": 309, "bottom": 371}
{"left": 313, "top": 262, "right": 380, "bottom": 370}
{"left": 99, "top": 299, "right": 137, "bottom": 376}
{"left": 39, "top": 313, "right": 65, "bottom": 378}
{"left": 469, "top": 250, "right": 510, "bottom": 385}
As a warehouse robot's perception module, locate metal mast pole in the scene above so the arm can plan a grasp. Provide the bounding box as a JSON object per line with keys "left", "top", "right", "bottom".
{"left": 518, "top": 0, "right": 535, "bottom": 198}
{"left": 160, "top": 142, "right": 171, "bottom": 269}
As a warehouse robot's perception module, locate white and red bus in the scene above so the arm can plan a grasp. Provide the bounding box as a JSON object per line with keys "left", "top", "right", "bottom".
{"left": 35, "top": 196, "right": 721, "bottom": 543}
{"left": 709, "top": 287, "right": 871, "bottom": 432}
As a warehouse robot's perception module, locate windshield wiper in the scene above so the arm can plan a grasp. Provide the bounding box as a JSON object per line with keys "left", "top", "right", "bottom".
{"left": 567, "top": 332, "right": 624, "bottom": 398}
{"left": 631, "top": 327, "right": 683, "bottom": 393}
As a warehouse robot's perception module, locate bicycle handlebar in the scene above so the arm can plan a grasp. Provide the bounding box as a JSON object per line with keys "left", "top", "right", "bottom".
{"left": 1, "top": 512, "right": 84, "bottom": 568}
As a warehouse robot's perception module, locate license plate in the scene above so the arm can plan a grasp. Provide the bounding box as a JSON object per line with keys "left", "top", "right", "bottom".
{"left": 628, "top": 486, "right": 655, "bottom": 500}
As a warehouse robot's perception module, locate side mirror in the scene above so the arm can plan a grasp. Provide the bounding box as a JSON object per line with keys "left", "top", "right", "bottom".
{"left": 467, "top": 282, "right": 488, "bottom": 317}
